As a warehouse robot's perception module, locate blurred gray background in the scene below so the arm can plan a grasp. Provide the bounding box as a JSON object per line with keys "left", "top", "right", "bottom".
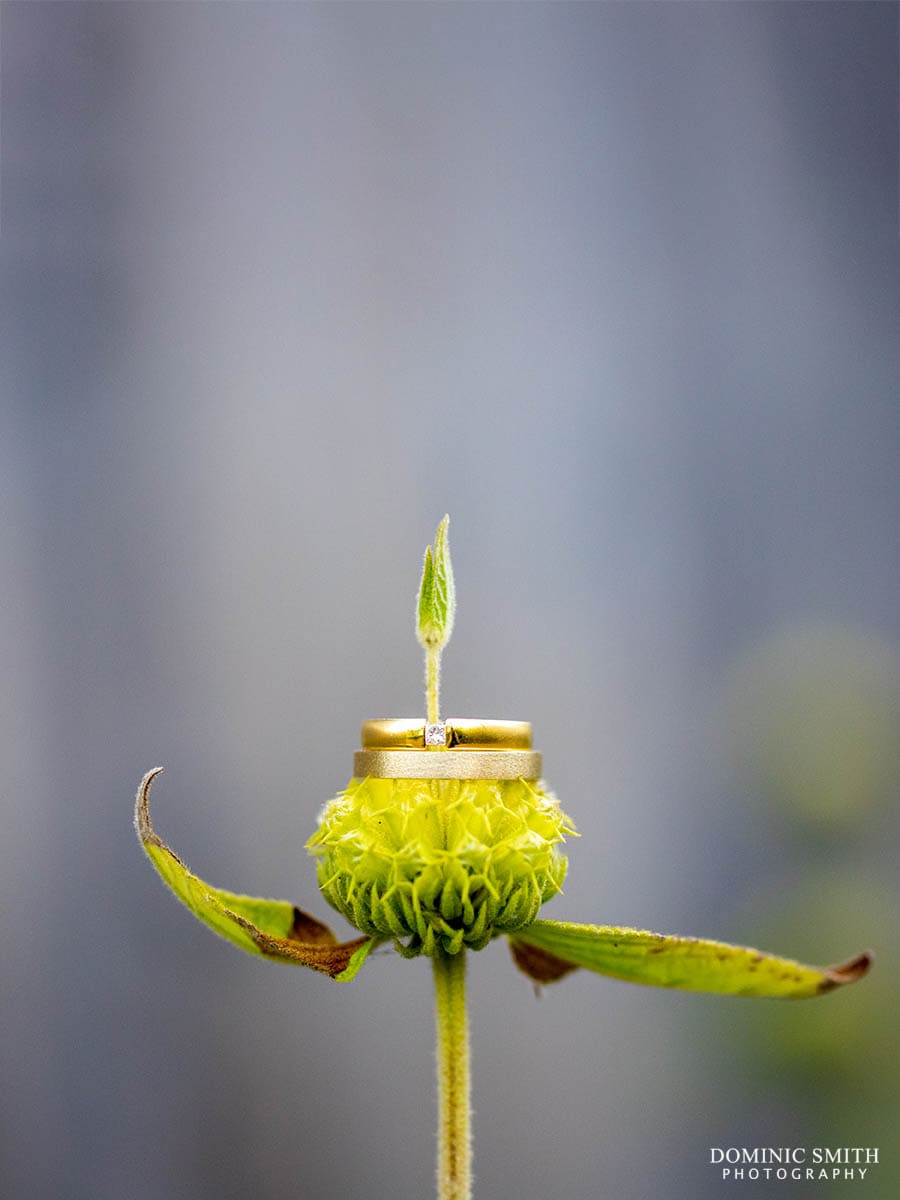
{"left": 2, "top": 2, "right": 898, "bottom": 1198}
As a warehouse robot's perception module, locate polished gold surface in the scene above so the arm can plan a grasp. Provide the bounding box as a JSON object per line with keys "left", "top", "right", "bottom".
{"left": 353, "top": 748, "right": 542, "bottom": 780}
{"left": 361, "top": 718, "right": 532, "bottom": 750}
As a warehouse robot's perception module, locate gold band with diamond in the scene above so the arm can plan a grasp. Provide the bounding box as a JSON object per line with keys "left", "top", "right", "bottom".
{"left": 354, "top": 718, "right": 541, "bottom": 780}
{"left": 360, "top": 718, "right": 532, "bottom": 750}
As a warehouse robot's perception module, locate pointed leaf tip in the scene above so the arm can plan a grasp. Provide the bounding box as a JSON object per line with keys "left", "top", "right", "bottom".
{"left": 135, "top": 766, "right": 166, "bottom": 848}
{"left": 819, "top": 951, "right": 873, "bottom": 992}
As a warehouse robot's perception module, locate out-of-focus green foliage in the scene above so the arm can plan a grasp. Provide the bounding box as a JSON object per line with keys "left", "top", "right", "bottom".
{"left": 707, "top": 622, "right": 899, "bottom": 1195}
{"left": 727, "top": 624, "right": 900, "bottom": 829}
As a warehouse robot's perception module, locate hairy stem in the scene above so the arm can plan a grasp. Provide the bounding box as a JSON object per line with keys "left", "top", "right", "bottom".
{"left": 433, "top": 949, "right": 472, "bottom": 1200}
{"left": 426, "top": 645, "right": 441, "bottom": 725}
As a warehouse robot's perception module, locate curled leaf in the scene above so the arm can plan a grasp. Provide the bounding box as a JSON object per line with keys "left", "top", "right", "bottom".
{"left": 135, "top": 768, "right": 374, "bottom": 980}
{"left": 509, "top": 919, "right": 871, "bottom": 998}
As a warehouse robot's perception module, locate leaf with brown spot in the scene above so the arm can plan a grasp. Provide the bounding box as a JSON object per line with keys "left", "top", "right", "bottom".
{"left": 510, "top": 920, "right": 872, "bottom": 999}
{"left": 134, "top": 768, "right": 375, "bottom": 981}
{"left": 509, "top": 936, "right": 579, "bottom": 985}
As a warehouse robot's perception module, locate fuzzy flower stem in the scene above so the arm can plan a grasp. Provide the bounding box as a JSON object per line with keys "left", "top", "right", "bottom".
{"left": 433, "top": 949, "right": 472, "bottom": 1200}
{"left": 426, "top": 645, "right": 442, "bottom": 725}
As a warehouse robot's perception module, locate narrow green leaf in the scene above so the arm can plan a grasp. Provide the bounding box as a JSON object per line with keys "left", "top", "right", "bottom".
{"left": 510, "top": 919, "right": 871, "bottom": 998}
{"left": 417, "top": 545, "right": 436, "bottom": 642}
{"left": 417, "top": 514, "right": 456, "bottom": 650}
{"left": 335, "top": 937, "right": 378, "bottom": 982}
{"left": 135, "top": 768, "right": 374, "bottom": 980}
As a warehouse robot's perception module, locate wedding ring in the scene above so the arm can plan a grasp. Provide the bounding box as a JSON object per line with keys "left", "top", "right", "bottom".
{"left": 354, "top": 718, "right": 541, "bottom": 779}
{"left": 360, "top": 718, "right": 532, "bottom": 750}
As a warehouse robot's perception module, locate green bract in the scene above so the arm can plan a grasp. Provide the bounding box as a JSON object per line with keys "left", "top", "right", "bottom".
{"left": 307, "top": 777, "right": 574, "bottom": 956}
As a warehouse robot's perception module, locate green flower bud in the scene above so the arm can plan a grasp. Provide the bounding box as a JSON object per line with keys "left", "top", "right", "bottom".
{"left": 307, "top": 777, "right": 575, "bottom": 957}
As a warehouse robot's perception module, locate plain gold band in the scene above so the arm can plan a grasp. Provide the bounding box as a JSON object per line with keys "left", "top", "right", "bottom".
{"left": 360, "top": 718, "right": 532, "bottom": 750}
{"left": 353, "top": 749, "right": 542, "bottom": 780}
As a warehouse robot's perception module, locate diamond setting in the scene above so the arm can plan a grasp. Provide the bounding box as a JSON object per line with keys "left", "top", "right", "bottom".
{"left": 424, "top": 722, "right": 448, "bottom": 747}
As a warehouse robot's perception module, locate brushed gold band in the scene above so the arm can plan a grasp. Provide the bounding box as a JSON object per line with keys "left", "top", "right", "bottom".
{"left": 353, "top": 748, "right": 542, "bottom": 780}
{"left": 360, "top": 718, "right": 532, "bottom": 750}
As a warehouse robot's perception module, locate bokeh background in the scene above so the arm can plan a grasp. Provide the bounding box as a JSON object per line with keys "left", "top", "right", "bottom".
{"left": 2, "top": 2, "right": 898, "bottom": 1198}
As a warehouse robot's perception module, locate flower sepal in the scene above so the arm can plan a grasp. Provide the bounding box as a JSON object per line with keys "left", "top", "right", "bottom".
{"left": 135, "top": 768, "right": 378, "bottom": 982}
{"left": 508, "top": 919, "right": 871, "bottom": 998}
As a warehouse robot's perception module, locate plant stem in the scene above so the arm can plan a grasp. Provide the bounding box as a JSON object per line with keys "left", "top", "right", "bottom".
{"left": 426, "top": 645, "right": 441, "bottom": 725}
{"left": 433, "top": 949, "right": 472, "bottom": 1200}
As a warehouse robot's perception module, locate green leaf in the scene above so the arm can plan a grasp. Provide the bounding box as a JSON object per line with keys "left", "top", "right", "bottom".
{"left": 509, "top": 920, "right": 871, "bottom": 998}
{"left": 135, "top": 768, "right": 375, "bottom": 980}
{"left": 417, "top": 514, "right": 456, "bottom": 650}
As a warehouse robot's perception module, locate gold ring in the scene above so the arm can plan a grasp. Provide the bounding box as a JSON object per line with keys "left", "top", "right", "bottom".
{"left": 360, "top": 718, "right": 532, "bottom": 750}
{"left": 353, "top": 749, "right": 542, "bottom": 780}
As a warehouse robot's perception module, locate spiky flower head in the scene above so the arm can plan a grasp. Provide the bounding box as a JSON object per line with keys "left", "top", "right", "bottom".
{"left": 307, "top": 777, "right": 574, "bottom": 957}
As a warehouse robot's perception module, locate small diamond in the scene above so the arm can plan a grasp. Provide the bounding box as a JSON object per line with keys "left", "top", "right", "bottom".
{"left": 424, "top": 722, "right": 447, "bottom": 747}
